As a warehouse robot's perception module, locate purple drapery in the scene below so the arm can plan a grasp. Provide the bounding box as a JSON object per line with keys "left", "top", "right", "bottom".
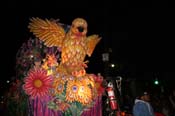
{"left": 29, "top": 96, "right": 62, "bottom": 116}
{"left": 81, "top": 96, "right": 102, "bottom": 116}
{"left": 29, "top": 95, "right": 102, "bottom": 116}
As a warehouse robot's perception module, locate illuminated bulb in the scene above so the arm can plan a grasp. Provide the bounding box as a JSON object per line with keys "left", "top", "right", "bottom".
{"left": 111, "top": 64, "right": 115, "bottom": 68}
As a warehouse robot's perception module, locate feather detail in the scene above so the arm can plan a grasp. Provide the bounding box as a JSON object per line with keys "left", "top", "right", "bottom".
{"left": 86, "top": 35, "right": 101, "bottom": 57}
{"left": 28, "top": 17, "right": 65, "bottom": 48}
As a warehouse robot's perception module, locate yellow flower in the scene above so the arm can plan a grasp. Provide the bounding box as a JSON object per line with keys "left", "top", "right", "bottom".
{"left": 66, "top": 80, "right": 80, "bottom": 102}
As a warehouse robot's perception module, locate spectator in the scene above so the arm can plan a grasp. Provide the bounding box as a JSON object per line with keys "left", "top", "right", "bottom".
{"left": 133, "top": 91, "right": 155, "bottom": 116}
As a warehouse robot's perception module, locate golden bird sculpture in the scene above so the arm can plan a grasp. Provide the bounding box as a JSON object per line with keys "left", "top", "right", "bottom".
{"left": 28, "top": 17, "right": 101, "bottom": 105}
{"left": 28, "top": 17, "right": 101, "bottom": 77}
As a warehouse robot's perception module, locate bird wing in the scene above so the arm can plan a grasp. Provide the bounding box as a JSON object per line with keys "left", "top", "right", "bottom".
{"left": 86, "top": 35, "right": 101, "bottom": 57}
{"left": 28, "top": 17, "right": 65, "bottom": 48}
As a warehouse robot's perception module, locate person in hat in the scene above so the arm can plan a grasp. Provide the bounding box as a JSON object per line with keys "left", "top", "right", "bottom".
{"left": 133, "top": 91, "right": 155, "bottom": 116}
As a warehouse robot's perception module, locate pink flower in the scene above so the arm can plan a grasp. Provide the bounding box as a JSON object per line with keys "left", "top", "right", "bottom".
{"left": 23, "top": 68, "right": 53, "bottom": 98}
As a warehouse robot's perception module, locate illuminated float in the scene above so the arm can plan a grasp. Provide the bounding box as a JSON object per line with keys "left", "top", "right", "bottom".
{"left": 20, "top": 17, "right": 104, "bottom": 116}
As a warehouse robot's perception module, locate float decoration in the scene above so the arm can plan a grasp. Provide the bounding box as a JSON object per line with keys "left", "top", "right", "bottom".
{"left": 21, "top": 17, "right": 104, "bottom": 116}
{"left": 6, "top": 37, "right": 60, "bottom": 116}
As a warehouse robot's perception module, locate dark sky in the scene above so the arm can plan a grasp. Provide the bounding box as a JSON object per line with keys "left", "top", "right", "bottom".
{"left": 1, "top": 0, "right": 173, "bottom": 82}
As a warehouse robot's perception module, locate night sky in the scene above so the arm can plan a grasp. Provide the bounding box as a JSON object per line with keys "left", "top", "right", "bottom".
{"left": 1, "top": 0, "right": 173, "bottom": 84}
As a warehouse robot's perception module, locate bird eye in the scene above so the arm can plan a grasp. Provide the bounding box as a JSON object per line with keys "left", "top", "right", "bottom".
{"left": 77, "top": 26, "right": 84, "bottom": 32}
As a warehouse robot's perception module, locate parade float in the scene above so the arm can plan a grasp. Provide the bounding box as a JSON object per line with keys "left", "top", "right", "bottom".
{"left": 10, "top": 17, "right": 105, "bottom": 116}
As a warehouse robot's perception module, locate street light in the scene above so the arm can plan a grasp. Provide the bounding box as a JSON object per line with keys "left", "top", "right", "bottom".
{"left": 111, "top": 63, "right": 115, "bottom": 68}
{"left": 154, "top": 78, "right": 159, "bottom": 85}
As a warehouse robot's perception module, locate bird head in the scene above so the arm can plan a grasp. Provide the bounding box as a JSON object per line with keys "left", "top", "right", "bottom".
{"left": 70, "top": 18, "right": 88, "bottom": 37}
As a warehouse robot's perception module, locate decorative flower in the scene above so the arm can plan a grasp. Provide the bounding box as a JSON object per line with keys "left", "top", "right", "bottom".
{"left": 45, "top": 54, "right": 58, "bottom": 67}
{"left": 23, "top": 68, "right": 53, "bottom": 98}
{"left": 65, "top": 80, "right": 80, "bottom": 102}
{"left": 53, "top": 80, "right": 65, "bottom": 95}
{"left": 65, "top": 79, "right": 92, "bottom": 105}
{"left": 52, "top": 73, "right": 68, "bottom": 95}
{"left": 77, "top": 85, "right": 92, "bottom": 105}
